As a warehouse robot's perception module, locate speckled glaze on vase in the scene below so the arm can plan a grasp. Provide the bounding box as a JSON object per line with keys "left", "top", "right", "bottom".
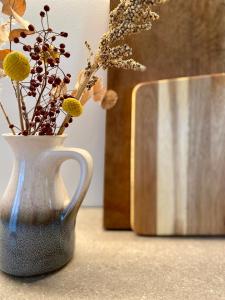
{"left": 0, "top": 134, "right": 93, "bottom": 277}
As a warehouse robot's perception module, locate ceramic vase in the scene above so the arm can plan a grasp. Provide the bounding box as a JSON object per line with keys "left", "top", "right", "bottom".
{"left": 0, "top": 134, "right": 93, "bottom": 277}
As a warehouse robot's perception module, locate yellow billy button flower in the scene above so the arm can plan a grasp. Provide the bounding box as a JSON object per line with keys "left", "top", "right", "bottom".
{"left": 3, "top": 51, "right": 30, "bottom": 81}
{"left": 62, "top": 98, "right": 83, "bottom": 117}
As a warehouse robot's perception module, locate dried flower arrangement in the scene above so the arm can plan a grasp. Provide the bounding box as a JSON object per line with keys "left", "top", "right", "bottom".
{"left": 0, "top": 0, "right": 167, "bottom": 136}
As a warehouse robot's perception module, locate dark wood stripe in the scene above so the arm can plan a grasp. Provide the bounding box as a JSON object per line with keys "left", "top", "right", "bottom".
{"left": 187, "top": 75, "right": 225, "bottom": 234}
{"left": 131, "top": 84, "right": 158, "bottom": 235}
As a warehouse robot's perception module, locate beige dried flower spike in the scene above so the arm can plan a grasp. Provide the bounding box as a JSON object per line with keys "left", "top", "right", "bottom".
{"left": 58, "top": 0, "right": 167, "bottom": 134}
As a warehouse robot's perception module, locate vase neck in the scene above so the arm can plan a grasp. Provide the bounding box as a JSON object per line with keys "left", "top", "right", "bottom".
{"left": 3, "top": 134, "right": 66, "bottom": 159}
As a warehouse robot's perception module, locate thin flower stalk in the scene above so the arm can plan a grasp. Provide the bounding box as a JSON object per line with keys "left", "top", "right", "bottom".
{"left": 0, "top": 101, "right": 15, "bottom": 135}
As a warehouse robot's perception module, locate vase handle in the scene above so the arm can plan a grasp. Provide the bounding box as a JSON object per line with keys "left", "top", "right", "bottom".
{"left": 49, "top": 148, "right": 93, "bottom": 220}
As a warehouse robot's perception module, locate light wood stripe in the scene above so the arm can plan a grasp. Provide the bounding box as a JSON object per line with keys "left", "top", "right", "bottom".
{"left": 173, "top": 79, "right": 189, "bottom": 235}
{"left": 130, "top": 85, "right": 138, "bottom": 230}
{"left": 156, "top": 79, "right": 189, "bottom": 235}
{"left": 157, "top": 81, "right": 176, "bottom": 235}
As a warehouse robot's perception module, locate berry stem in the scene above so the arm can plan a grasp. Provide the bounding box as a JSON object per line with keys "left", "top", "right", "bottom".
{"left": 0, "top": 101, "right": 16, "bottom": 135}
{"left": 9, "top": 16, "right": 12, "bottom": 51}
{"left": 16, "top": 81, "right": 25, "bottom": 132}
{"left": 31, "top": 62, "right": 48, "bottom": 122}
{"left": 19, "top": 85, "right": 30, "bottom": 133}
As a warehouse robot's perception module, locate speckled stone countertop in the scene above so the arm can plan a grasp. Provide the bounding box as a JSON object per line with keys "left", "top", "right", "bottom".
{"left": 0, "top": 208, "right": 225, "bottom": 300}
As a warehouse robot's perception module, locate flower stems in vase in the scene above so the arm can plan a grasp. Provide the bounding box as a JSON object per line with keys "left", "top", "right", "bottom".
{"left": 0, "top": 0, "right": 167, "bottom": 136}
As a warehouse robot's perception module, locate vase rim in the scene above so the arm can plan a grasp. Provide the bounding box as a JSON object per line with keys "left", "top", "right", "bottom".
{"left": 2, "top": 133, "right": 67, "bottom": 139}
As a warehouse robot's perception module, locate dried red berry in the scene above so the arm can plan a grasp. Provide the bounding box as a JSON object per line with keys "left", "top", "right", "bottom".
{"left": 48, "top": 78, "right": 54, "bottom": 84}
{"left": 23, "top": 45, "right": 29, "bottom": 51}
{"left": 36, "top": 67, "right": 43, "bottom": 73}
{"left": 60, "top": 32, "right": 68, "bottom": 38}
{"left": 42, "top": 45, "right": 48, "bottom": 52}
{"left": 34, "top": 46, "right": 41, "bottom": 53}
{"left": 9, "top": 124, "right": 14, "bottom": 129}
{"left": 60, "top": 43, "right": 65, "bottom": 49}
{"left": 63, "top": 77, "right": 70, "bottom": 84}
{"left": 51, "top": 36, "right": 56, "bottom": 42}
{"left": 23, "top": 130, "right": 28, "bottom": 136}
{"left": 28, "top": 24, "right": 35, "bottom": 31}
{"left": 31, "top": 55, "right": 40, "bottom": 61}
{"left": 47, "top": 58, "right": 54, "bottom": 64}
{"left": 44, "top": 5, "right": 50, "bottom": 12}
{"left": 37, "top": 75, "right": 43, "bottom": 82}
{"left": 14, "top": 37, "right": 19, "bottom": 43}
{"left": 29, "top": 86, "right": 35, "bottom": 91}
{"left": 36, "top": 37, "right": 43, "bottom": 43}
{"left": 40, "top": 11, "right": 45, "bottom": 17}
{"left": 64, "top": 52, "right": 70, "bottom": 58}
{"left": 55, "top": 78, "right": 61, "bottom": 85}
{"left": 20, "top": 32, "right": 27, "bottom": 38}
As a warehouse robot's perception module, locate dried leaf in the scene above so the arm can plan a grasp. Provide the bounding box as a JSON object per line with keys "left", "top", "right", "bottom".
{"left": 101, "top": 90, "right": 118, "bottom": 110}
{"left": 71, "top": 88, "right": 92, "bottom": 105}
{"left": 92, "top": 79, "right": 106, "bottom": 102}
{"left": 0, "top": 22, "right": 9, "bottom": 43}
{"left": 0, "top": 49, "right": 11, "bottom": 68}
{"left": 51, "top": 82, "right": 67, "bottom": 99}
{"left": 81, "top": 90, "right": 92, "bottom": 105}
{"left": 73, "top": 70, "right": 85, "bottom": 92}
{"left": 1, "top": 0, "right": 26, "bottom": 16}
{"left": 72, "top": 69, "right": 107, "bottom": 105}
{"left": 72, "top": 70, "right": 92, "bottom": 105}
{"left": 10, "top": 7, "right": 30, "bottom": 29}
{"left": 9, "top": 28, "right": 31, "bottom": 41}
{"left": 0, "top": 49, "right": 10, "bottom": 60}
{"left": 71, "top": 88, "right": 77, "bottom": 98}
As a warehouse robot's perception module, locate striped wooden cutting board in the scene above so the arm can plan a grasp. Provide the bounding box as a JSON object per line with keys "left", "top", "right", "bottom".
{"left": 131, "top": 74, "right": 225, "bottom": 236}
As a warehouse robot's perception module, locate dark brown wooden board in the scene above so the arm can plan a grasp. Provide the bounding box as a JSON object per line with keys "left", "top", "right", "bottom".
{"left": 104, "top": 0, "right": 225, "bottom": 230}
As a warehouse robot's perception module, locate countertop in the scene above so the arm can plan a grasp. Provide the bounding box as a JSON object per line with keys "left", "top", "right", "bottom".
{"left": 0, "top": 208, "right": 225, "bottom": 300}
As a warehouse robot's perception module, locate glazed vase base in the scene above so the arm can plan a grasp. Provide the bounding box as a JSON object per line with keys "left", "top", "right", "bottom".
{"left": 0, "top": 220, "right": 75, "bottom": 277}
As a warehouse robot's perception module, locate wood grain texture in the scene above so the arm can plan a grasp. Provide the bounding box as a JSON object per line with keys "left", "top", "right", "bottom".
{"left": 104, "top": 0, "right": 225, "bottom": 229}
{"left": 131, "top": 74, "right": 225, "bottom": 236}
